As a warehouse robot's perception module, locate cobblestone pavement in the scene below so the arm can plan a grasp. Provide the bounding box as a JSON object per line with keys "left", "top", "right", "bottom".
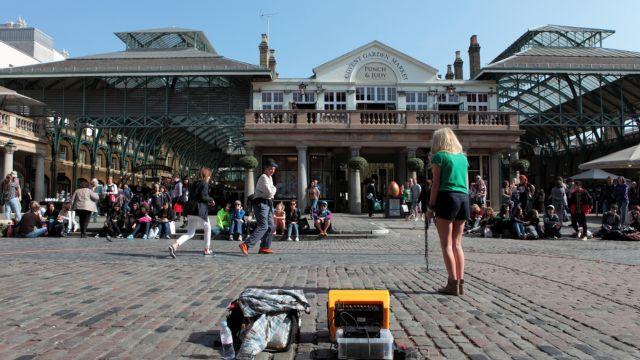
{"left": 1, "top": 216, "right": 639, "bottom": 359}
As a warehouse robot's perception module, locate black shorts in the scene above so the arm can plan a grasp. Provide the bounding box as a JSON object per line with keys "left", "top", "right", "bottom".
{"left": 435, "top": 191, "right": 470, "bottom": 221}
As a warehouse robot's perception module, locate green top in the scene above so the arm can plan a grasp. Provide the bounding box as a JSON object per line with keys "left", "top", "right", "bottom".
{"left": 431, "top": 151, "right": 469, "bottom": 194}
{"left": 216, "top": 208, "right": 231, "bottom": 230}
{"left": 402, "top": 188, "right": 411, "bottom": 203}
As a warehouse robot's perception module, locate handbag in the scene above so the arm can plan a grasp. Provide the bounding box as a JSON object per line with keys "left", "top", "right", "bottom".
{"left": 366, "top": 193, "right": 374, "bottom": 200}
{"left": 169, "top": 221, "right": 176, "bottom": 235}
{"left": 373, "top": 200, "right": 382, "bottom": 211}
{"left": 483, "top": 227, "right": 493, "bottom": 238}
{"left": 401, "top": 204, "right": 409, "bottom": 213}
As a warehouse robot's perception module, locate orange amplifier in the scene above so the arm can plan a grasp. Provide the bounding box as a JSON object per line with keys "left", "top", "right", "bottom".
{"left": 327, "top": 290, "right": 390, "bottom": 341}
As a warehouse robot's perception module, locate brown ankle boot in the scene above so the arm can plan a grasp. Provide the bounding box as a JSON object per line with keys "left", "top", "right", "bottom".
{"left": 438, "top": 278, "right": 459, "bottom": 296}
{"left": 459, "top": 279, "right": 464, "bottom": 295}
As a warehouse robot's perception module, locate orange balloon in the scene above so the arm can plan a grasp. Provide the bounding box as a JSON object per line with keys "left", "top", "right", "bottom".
{"left": 387, "top": 181, "right": 400, "bottom": 197}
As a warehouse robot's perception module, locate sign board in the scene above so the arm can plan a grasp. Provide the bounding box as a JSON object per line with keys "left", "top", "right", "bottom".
{"left": 131, "top": 164, "right": 173, "bottom": 173}
{"left": 355, "top": 62, "right": 397, "bottom": 84}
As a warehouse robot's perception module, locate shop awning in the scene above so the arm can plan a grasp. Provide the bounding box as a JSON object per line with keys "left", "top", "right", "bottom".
{"left": 570, "top": 168, "right": 621, "bottom": 180}
{"left": 579, "top": 144, "right": 640, "bottom": 169}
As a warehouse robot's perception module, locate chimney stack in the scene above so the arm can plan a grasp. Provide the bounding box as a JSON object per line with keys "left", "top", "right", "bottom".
{"left": 453, "top": 51, "right": 463, "bottom": 80}
{"left": 268, "top": 49, "right": 277, "bottom": 78}
{"left": 259, "top": 33, "right": 269, "bottom": 68}
{"left": 445, "top": 64, "right": 454, "bottom": 80}
{"left": 468, "top": 35, "right": 481, "bottom": 79}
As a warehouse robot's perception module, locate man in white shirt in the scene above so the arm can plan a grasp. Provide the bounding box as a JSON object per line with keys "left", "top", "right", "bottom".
{"left": 240, "top": 159, "right": 278, "bottom": 255}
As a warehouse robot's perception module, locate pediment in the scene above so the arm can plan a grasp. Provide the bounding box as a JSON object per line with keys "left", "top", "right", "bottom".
{"left": 312, "top": 40, "right": 439, "bottom": 83}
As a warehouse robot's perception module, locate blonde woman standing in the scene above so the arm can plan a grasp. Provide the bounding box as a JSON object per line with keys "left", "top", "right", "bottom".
{"left": 426, "top": 128, "right": 469, "bottom": 296}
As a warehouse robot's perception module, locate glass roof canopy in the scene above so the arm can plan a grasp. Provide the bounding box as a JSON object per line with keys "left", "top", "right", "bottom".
{"left": 477, "top": 25, "right": 640, "bottom": 153}
{"left": 114, "top": 27, "right": 216, "bottom": 54}
{"left": 492, "top": 24, "right": 615, "bottom": 63}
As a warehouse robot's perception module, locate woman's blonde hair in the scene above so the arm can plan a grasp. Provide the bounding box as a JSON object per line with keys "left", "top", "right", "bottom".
{"left": 431, "top": 127, "right": 463, "bottom": 154}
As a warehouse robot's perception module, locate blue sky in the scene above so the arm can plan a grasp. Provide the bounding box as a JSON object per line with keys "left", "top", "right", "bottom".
{"left": 5, "top": 0, "right": 640, "bottom": 78}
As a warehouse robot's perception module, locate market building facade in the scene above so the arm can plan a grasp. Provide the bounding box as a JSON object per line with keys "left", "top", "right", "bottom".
{"left": 244, "top": 36, "right": 521, "bottom": 212}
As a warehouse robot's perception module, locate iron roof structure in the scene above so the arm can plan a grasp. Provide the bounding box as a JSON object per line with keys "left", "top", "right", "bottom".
{"left": 0, "top": 28, "right": 270, "bottom": 187}
{"left": 114, "top": 27, "right": 216, "bottom": 53}
{"left": 491, "top": 24, "right": 615, "bottom": 63}
{"left": 476, "top": 25, "right": 640, "bottom": 177}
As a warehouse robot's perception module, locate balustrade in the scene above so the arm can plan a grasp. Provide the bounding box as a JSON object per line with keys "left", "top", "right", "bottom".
{"left": 0, "top": 109, "right": 42, "bottom": 136}
{"left": 246, "top": 109, "right": 515, "bottom": 130}
{"left": 359, "top": 111, "right": 406, "bottom": 125}
{"left": 415, "top": 111, "right": 459, "bottom": 126}
{"left": 467, "top": 112, "right": 510, "bottom": 126}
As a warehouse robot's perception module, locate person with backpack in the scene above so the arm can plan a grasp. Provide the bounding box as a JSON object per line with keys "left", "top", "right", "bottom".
{"left": 366, "top": 179, "right": 377, "bottom": 218}
{"left": 169, "top": 168, "right": 214, "bottom": 258}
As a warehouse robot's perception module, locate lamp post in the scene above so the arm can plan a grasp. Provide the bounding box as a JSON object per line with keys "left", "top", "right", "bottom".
{"left": 518, "top": 139, "right": 544, "bottom": 187}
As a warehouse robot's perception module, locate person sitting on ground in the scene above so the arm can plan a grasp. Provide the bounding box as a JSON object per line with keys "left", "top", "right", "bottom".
{"left": 543, "top": 205, "right": 561, "bottom": 239}
{"left": 568, "top": 180, "right": 593, "bottom": 240}
{"left": 123, "top": 202, "right": 139, "bottom": 234}
{"left": 212, "top": 202, "right": 231, "bottom": 236}
{"left": 523, "top": 209, "right": 541, "bottom": 240}
{"left": 102, "top": 203, "right": 125, "bottom": 239}
{"left": 43, "top": 202, "right": 62, "bottom": 236}
{"left": 480, "top": 207, "right": 497, "bottom": 238}
{"left": 229, "top": 200, "right": 245, "bottom": 241}
{"left": 494, "top": 204, "right": 511, "bottom": 237}
{"left": 465, "top": 204, "right": 483, "bottom": 234}
{"left": 285, "top": 199, "right": 301, "bottom": 242}
{"left": 598, "top": 203, "right": 622, "bottom": 239}
{"left": 156, "top": 201, "right": 174, "bottom": 239}
{"left": 16, "top": 201, "right": 47, "bottom": 238}
{"left": 629, "top": 206, "right": 640, "bottom": 231}
{"left": 511, "top": 206, "right": 527, "bottom": 239}
{"left": 57, "top": 202, "right": 73, "bottom": 237}
{"left": 127, "top": 203, "right": 152, "bottom": 240}
{"left": 273, "top": 201, "right": 286, "bottom": 237}
{"left": 313, "top": 201, "right": 333, "bottom": 237}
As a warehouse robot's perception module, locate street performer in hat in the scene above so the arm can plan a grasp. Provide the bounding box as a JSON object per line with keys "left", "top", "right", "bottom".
{"left": 240, "top": 158, "right": 278, "bottom": 255}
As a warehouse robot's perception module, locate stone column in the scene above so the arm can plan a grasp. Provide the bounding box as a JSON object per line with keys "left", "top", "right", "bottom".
{"left": 296, "top": 145, "right": 308, "bottom": 211}
{"left": 35, "top": 153, "right": 45, "bottom": 201}
{"left": 244, "top": 146, "right": 256, "bottom": 206}
{"left": 349, "top": 146, "right": 362, "bottom": 214}
{"left": 406, "top": 147, "right": 418, "bottom": 181}
{"left": 3, "top": 140, "right": 17, "bottom": 178}
{"left": 349, "top": 169, "right": 362, "bottom": 214}
{"left": 490, "top": 152, "right": 501, "bottom": 208}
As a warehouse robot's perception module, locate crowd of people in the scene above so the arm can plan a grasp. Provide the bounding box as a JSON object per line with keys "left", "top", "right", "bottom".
{"left": 1, "top": 163, "right": 337, "bottom": 252}
{"left": 464, "top": 175, "right": 640, "bottom": 241}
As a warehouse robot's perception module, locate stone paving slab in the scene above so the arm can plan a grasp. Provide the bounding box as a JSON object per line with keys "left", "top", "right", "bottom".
{"left": 0, "top": 225, "right": 638, "bottom": 359}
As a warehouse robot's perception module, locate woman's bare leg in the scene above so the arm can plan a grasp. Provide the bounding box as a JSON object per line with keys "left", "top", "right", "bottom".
{"left": 452, "top": 220, "right": 466, "bottom": 280}
{"left": 436, "top": 218, "right": 457, "bottom": 280}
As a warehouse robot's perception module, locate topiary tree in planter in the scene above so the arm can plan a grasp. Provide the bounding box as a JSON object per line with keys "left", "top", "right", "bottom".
{"left": 238, "top": 155, "right": 258, "bottom": 170}
{"left": 407, "top": 157, "right": 425, "bottom": 173}
{"left": 347, "top": 156, "right": 368, "bottom": 171}
{"left": 510, "top": 159, "right": 530, "bottom": 173}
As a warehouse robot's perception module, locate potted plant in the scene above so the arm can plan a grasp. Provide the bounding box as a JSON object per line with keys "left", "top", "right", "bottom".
{"left": 347, "top": 156, "right": 368, "bottom": 171}
{"left": 510, "top": 159, "right": 530, "bottom": 173}
{"left": 238, "top": 155, "right": 258, "bottom": 170}
{"left": 407, "top": 157, "right": 425, "bottom": 173}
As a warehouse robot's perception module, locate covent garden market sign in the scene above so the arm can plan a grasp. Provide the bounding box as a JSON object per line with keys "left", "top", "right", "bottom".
{"left": 343, "top": 50, "right": 409, "bottom": 81}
